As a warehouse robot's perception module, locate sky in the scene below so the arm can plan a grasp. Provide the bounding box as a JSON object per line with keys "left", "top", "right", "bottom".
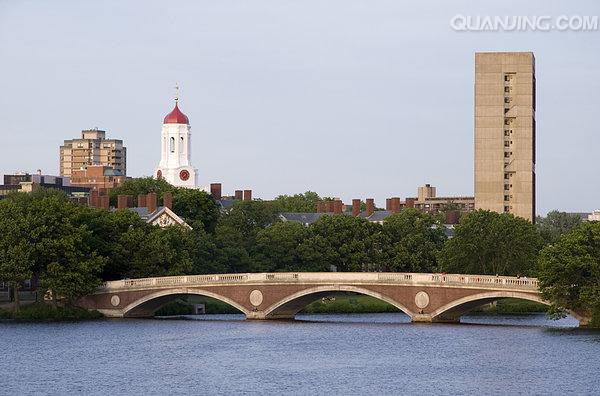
{"left": 0, "top": 0, "right": 598, "bottom": 214}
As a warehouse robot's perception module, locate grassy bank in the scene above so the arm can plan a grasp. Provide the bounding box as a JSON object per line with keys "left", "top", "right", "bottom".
{"left": 300, "top": 294, "right": 399, "bottom": 314}
{"left": 156, "top": 294, "right": 399, "bottom": 316}
{"left": 0, "top": 303, "right": 103, "bottom": 322}
{"left": 472, "top": 299, "right": 548, "bottom": 315}
{"left": 154, "top": 295, "right": 548, "bottom": 317}
{"left": 155, "top": 296, "right": 241, "bottom": 316}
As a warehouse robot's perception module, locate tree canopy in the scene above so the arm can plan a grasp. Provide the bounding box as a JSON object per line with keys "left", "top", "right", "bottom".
{"left": 108, "top": 177, "right": 220, "bottom": 232}
{"left": 537, "top": 221, "right": 600, "bottom": 326}
{"left": 536, "top": 210, "right": 582, "bottom": 245}
{"left": 438, "top": 210, "right": 542, "bottom": 276}
{"left": 272, "top": 191, "right": 322, "bottom": 213}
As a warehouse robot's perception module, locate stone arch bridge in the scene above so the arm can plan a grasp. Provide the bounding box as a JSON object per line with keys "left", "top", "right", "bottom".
{"left": 78, "top": 272, "right": 590, "bottom": 325}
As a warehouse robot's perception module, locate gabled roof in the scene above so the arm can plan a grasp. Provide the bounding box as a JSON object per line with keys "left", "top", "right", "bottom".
{"left": 118, "top": 206, "right": 192, "bottom": 229}
{"left": 218, "top": 199, "right": 237, "bottom": 209}
{"left": 367, "top": 210, "right": 392, "bottom": 222}
{"left": 279, "top": 212, "right": 332, "bottom": 225}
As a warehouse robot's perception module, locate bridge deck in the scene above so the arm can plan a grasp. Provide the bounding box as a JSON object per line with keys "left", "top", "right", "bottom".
{"left": 98, "top": 272, "right": 539, "bottom": 293}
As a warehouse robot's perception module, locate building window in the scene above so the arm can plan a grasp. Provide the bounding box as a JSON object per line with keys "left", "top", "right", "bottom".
{"left": 170, "top": 137, "right": 175, "bottom": 153}
{"left": 504, "top": 87, "right": 510, "bottom": 93}
{"left": 504, "top": 206, "right": 510, "bottom": 212}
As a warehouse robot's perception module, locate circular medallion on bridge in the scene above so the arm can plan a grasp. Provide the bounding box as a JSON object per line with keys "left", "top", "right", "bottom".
{"left": 110, "top": 295, "right": 121, "bottom": 307}
{"left": 249, "top": 290, "right": 263, "bottom": 307}
{"left": 414, "top": 291, "right": 430, "bottom": 309}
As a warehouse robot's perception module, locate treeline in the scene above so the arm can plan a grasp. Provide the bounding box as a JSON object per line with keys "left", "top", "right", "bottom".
{"left": 0, "top": 178, "right": 598, "bottom": 325}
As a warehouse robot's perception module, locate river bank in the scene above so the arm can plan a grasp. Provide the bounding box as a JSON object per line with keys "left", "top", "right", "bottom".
{"left": 0, "top": 303, "right": 103, "bottom": 322}
{"left": 155, "top": 294, "right": 548, "bottom": 317}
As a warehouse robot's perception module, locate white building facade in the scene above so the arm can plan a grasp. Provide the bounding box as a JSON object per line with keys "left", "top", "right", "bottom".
{"left": 154, "top": 100, "right": 198, "bottom": 188}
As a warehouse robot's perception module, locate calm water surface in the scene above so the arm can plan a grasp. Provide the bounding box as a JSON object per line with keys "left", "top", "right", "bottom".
{"left": 3, "top": 313, "right": 600, "bottom": 395}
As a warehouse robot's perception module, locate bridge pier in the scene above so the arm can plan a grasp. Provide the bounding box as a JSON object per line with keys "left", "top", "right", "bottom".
{"left": 410, "top": 314, "right": 460, "bottom": 324}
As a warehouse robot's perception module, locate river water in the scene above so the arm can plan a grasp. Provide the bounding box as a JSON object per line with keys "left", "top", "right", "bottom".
{"left": 3, "top": 313, "right": 600, "bottom": 395}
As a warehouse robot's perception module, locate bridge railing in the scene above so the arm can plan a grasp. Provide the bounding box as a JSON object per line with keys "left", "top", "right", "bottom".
{"left": 98, "top": 272, "right": 538, "bottom": 292}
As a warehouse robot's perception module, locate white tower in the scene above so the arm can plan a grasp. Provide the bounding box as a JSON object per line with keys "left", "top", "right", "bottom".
{"left": 155, "top": 88, "right": 198, "bottom": 188}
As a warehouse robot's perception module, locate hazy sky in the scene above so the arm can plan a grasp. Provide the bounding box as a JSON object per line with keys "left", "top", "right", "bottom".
{"left": 0, "top": 0, "right": 598, "bottom": 214}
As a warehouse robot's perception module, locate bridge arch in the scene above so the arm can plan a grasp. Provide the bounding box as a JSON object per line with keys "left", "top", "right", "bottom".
{"left": 430, "top": 291, "right": 586, "bottom": 324}
{"left": 122, "top": 288, "right": 251, "bottom": 318}
{"left": 262, "top": 285, "right": 416, "bottom": 320}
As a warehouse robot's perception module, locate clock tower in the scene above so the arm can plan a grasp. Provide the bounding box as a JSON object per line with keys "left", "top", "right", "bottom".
{"left": 154, "top": 89, "right": 198, "bottom": 188}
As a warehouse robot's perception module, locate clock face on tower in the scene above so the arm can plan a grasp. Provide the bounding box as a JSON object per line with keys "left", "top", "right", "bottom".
{"left": 156, "top": 170, "right": 162, "bottom": 179}
{"left": 179, "top": 169, "right": 190, "bottom": 181}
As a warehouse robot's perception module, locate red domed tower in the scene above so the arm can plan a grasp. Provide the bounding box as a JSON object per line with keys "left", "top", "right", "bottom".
{"left": 154, "top": 85, "right": 197, "bottom": 188}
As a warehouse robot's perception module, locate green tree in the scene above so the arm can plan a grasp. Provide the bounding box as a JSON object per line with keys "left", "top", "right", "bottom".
{"left": 309, "top": 215, "right": 379, "bottom": 272}
{"left": 254, "top": 222, "right": 309, "bottom": 272}
{"left": 219, "top": 200, "right": 280, "bottom": 240}
{"left": 438, "top": 210, "right": 542, "bottom": 276}
{"left": 0, "top": 200, "right": 34, "bottom": 310}
{"left": 114, "top": 224, "right": 208, "bottom": 278}
{"left": 296, "top": 235, "right": 337, "bottom": 272}
{"left": 71, "top": 206, "right": 148, "bottom": 280}
{"left": 272, "top": 191, "right": 322, "bottom": 213}
{"left": 0, "top": 189, "right": 108, "bottom": 307}
{"left": 212, "top": 225, "right": 254, "bottom": 273}
{"left": 537, "top": 221, "right": 600, "bottom": 326}
{"left": 172, "top": 188, "right": 220, "bottom": 232}
{"left": 536, "top": 210, "right": 582, "bottom": 245}
{"left": 381, "top": 209, "right": 446, "bottom": 273}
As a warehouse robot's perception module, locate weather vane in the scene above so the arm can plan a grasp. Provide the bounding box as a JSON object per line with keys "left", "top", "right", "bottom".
{"left": 175, "top": 83, "right": 179, "bottom": 103}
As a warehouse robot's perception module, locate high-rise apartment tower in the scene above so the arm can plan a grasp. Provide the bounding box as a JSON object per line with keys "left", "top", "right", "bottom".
{"left": 474, "top": 52, "right": 535, "bottom": 222}
{"left": 60, "top": 129, "right": 126, "bottom": 177}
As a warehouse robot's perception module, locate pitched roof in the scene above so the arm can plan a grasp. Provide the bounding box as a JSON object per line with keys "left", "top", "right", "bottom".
{"left": 218, "top": 199, "right": 237, "bottom": 209}
{"left": 279, "top": 212, "right": 332, "bottom": 225}
{"left": 367, "top": 210, "right": 392, "bottom": 222}
{"left": 116, "top": 206, "right": 192, "bottom": 229}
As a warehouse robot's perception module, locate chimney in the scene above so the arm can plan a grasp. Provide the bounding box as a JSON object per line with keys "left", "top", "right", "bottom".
{"left": 137, "top": 194, "right": 147, "bottom": 208}
{"left": 163, "top": 192, "right": 173, "bottom": 210}
{"left": 147, "top": 192, "right": 157, "bottom": 213}
{"left": 234, "top": 190, "right": 243, "bottom": 200}
{"left": 99, "top": 195, "right": 109, "bottom": 210}
{"left": 90, "top": 190, "right": 99, "bottom": 208}
{"left": 243, "top": 190, "right": 252, "bottom": 201}
{"left": 365, "top": 198, "right": 375, "bottom": 217}
{"left": 333, "top": 199, "right": 343, "bottom": 214}
{"left": 210, "top": 183, "right": 222, "bottom": 201}
{"left": 445, "top": 210, "right": 459, "bottom": 225}
{"left": 391, "top": 197, "right": 401, "bottom": 213}
{"left": 352, "top": 199, "right": 361, "bottom": 217}
{"left": 117, "top": 195, "right": 129, "bottom": 209}
{"left": 385, "top": 198, "right": 391, "bottom": 211}
{"left": 326, "top": 201, "right": 335, "bottom": 213}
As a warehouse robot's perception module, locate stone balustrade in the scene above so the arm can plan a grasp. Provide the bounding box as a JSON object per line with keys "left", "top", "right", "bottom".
{"left": 98, "top": 272, "right": 539, "bottom": 293}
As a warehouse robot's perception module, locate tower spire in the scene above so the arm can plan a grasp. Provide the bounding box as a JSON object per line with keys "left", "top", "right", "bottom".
{"left": 174, "top": 83, "right": 179, "bottom": 103}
